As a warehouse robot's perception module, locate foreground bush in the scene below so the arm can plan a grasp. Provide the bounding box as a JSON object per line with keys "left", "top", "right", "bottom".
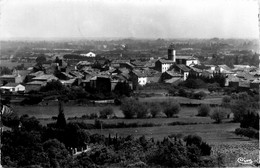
{"left": 163, "top": 101, "right": 181, "bottom": 118}
{"left": 197, "top": 104, "right": 211, "bottom": 117}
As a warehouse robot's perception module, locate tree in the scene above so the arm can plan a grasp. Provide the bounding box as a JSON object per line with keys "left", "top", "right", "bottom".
{"left": 231, "top": 100, "right": 249, "bottom": 122}
{"left": 150, "top": 102, "right": 161, "bottom": 118}
{"left": 222, "top": 96, "right": 231, "bottom": 108}
{"left": 36, "top": 54, "right": 47, "bottom": 64}
{"left": 113, "top": 81, "right": 132, "bottom": 97}
{"left": 163, "top": 101, "right": 180, "bottom": 118}
{"left": 210, "top": 108, "right": 227, "bottom": 123}
{"left": 120, "top": 98, "right": 138, "bottom": 119}
{"left": 136, "top": 102, "right": 148, "bottom": 118}
{"left": 56, "top": 101, "right": 66, "bottom": 129}
{"left": 43, "top": 139, "right": 72, "bottom": 168}
{"left": 99, "top": 106, "right": 114, "bottom": 119}
{"left": 197, "top": 104, "right": 211, "bottom": 117}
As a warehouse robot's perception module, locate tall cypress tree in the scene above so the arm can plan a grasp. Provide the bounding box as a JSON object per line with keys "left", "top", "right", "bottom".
{"left": 56, "top": 100, "right": 66, "bottom": 129}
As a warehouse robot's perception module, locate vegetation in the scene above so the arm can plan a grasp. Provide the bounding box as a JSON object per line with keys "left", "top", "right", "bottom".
{"left": 99, "top": 106, "right": 114, "bottom": 119}
{"left": 210, "top": 108, "right": 227, "bottom": 123}
{"left": 197, "top": 104, "right": 211, "bottom": 117}
{"left": 149, "top": 102, "right": 161, "bottom": 118}
{"left": 2, "top": 110, "right": 226, "bottom": 168}
{"left": 120, "top": 98, "right": 149, "bottom": 119}
{"left": 163, "top": 101, "right": 181, "bottom": 118}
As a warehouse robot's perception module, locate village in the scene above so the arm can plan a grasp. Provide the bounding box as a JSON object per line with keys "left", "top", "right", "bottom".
{"left": 0, "top": 43, "right": 259, "bottom": 98}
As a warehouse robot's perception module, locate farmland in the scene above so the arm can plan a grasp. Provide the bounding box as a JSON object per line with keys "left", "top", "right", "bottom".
{"left": 14, "top": 98, "right": 257, "bottom": 167}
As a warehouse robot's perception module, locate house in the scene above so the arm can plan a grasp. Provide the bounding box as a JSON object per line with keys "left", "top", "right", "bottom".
{"left": 0, "top": 83, "right": 25, "bottom": 93}
{"left": 172, "top": 64, "right": 190, "bottom": 80}
{"left": 0, "top": 74, "right": 24, "bottom": 84}
{"left": 129, "top": 69, "right": 161, "bottom": 89}
{"left": 161, "top": 70, "right": 183, "bottom": 83}
{"left": 24, "top": 71, "right": 45, "bottom": 83}
{"left": 32, "top": 74, "right": 58, "bottom": 82}
{"left": 25, "top": 81, "right": 46, "bottom": 92}
{"left": 80, "top": 52, "right": 96, "bottom": 57}
{"left": 175, "top": 56, "right": 199, "bottom": 66}
{"left": 155, "top": 59, "right": 175, "bottom": 73}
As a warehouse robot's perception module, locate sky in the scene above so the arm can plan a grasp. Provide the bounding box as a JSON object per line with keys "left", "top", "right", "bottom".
{"left": 0, "top": 0, "right": 259, "bottom": 39}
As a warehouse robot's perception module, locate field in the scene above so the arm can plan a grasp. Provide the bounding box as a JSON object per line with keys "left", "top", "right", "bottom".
{"left": 14, "top": 98, "right": 258, "bottom": 167}
{"left": 0, "top": 60, "right": 34, "bottom": 68}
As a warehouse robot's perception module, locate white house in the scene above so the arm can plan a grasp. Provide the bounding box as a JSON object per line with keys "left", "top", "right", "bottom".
{"left": 0, "top": 83, "right": 25, "bottom": 92}
{"left": 80, "top": 52, "right": 96, "bottom": 57}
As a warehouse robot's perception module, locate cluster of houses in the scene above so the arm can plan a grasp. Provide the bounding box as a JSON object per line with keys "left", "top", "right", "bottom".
{"left": 0, "top": 45, "right": 259, "bottom": 94}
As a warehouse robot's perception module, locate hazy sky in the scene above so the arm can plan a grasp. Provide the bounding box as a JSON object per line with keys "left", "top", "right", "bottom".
{"left": 0, "top": 0, "right": 259, "bottom": 39}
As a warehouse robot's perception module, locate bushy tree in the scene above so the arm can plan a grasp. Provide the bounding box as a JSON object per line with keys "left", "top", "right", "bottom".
{"left": 43, "top": 139, "right": 72, "bottom": 168}
{"left": 210, "top": 108, "right": 227, "bottom": 123}
{"left": 222, "top": 95, "right": 231, "bottom": 107}
{"left": 150, "top": 102, "right": 161, "bottom": 118}
{"left": 136, "top": 103, "right": 148, "bottom": 118}
{"left": 197, "top": 104, "right": 211, "bottom": 117}
{"left": 120, "top": 98, "right": 138, "bottom": 119}
{"left": 163, "top": 101, "right": 180, "bottom": 118}
{"left": 231, "top": 100, "right": 249, "bottom": 122}
{"left": 99, "top": 106, "right": 114, "bottom": 119}
{"left": 120, "top": 98, "right": 148, "bottom": 119}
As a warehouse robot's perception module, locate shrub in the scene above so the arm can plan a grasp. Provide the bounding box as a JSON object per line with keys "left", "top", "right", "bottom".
{"left": 222, "top": 96, "right": 231, "bottom": 107}
{"left": 193, "top": 91, "right": 207, "bottom": 100}
{"left": 120, "top": 98, "right": 137, "bottom": 119}
{"left": 149, "top": 102, "right": 161, "bottom": 118}
{"left": 163, "top": 101, "right": 180, "bottom": 118}
{"left": 178, "top": 88, "right": 187, "bottom": 97}
{"left": 136, "top": 103, "right": 148, "bottom": 118}
{"left": 231, "top": 99, "right": 254, "bottom": 122}
{"left": 210, "top": 108, "right": 227, "bottom": 123}
{"left": 99, "top": 106, "right": 114, "bottom": 119}
{"left": 235, "top": 127, "right": 259, "bottom": 139}
{"left": 89, "top": 113, "right": 98, "bottom": 119}
{"left": 197, "top": 104, "right": 211, "bottom": 117}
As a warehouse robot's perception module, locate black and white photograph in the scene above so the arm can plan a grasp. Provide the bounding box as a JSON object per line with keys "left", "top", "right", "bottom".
{"left": 0, "top": 0, "right": 259, "bottom": 167}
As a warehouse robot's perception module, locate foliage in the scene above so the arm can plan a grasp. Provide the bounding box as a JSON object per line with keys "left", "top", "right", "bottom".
{"left": 113, "top": 81, "right": 132, "bottom": 97}
{"left": 120, "top": 98, "right": 148, "bottom": 119}
{"left": 197, "top": 104, "right": 211, "bottom": 117}
{"left": 36, "top": 54, "right": 47, "bottom": 64}
{"left": 20, "top": 115, "right": 42, "bottom": 132}
{"left": 120, "top": 98, "right": 138, "bottom": 119}
{"left": 235, "top": 127, "right": 259, "bottom": 139}
{"left": 99, "top": 106, "right": 114, "bottom": 119}
{"left": 43, "top": 139, "right": 72, "bottom": 168}
{"left": 208, "top": 83, "right": 221, "bottom": 93}
{"left": 136, "top": 103, "right": 149, "bottom": 119}
{"left": 193, "top": 91, "right": 207, "bottom": 99}
{"left": 222, "top": 95, "right": 231, "bottom": 107}
{"left": 240, "top": 112, "right": 259, "bottom": 130}
{"left": 162, "top": 101, "right": 180, "bottom": 118}
{"left": 0, "top": 66, "right": 12, "bottom": 75}
{"left": 210, "top": 108, "right": 227, "bottom": 123}
{"left": 149, "top": 102, "right": 161, "bottom": 118}
{"left": 56, "top": 101, "right": 67, "bottom": 129}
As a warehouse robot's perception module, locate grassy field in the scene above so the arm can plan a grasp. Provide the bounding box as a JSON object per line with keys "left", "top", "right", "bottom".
{"left": 86, "top": 123, "right": 255, "bottom": 144}
{"left": 0, "top": 60, "right": 34, "bottom": 68}
{"left": 139, "top": 96, "right": 222, "bottom": 105}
